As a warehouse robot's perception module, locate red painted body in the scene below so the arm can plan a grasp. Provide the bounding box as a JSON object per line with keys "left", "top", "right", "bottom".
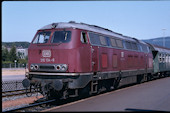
{"left": 28, "top": 28, "right": 153, "bottom": 74}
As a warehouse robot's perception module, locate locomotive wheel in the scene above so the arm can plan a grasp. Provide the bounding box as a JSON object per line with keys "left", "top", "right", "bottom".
{"left": 46, "top": 90, "right": 63, "bottom": 100}
{"left": 137, "top": 75, "right": 143, "bottom": 84}
{"left": 79, "top": 83, "right": 91, "bottom": 98}
{"left": 147, "top": 74, "right": 153, "bottom": 81}
{"left": 103, "top": 79, "right": 114, "bottom": 91}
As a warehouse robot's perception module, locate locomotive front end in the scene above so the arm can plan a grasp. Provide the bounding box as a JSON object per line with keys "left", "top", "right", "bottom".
{"left": 22, "top": 23, "right": 92, "bottom": 99}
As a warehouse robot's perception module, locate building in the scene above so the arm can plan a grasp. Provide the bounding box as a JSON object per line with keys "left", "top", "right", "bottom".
{"left": 16, "top": 48, "right": 28, "bottom": 59}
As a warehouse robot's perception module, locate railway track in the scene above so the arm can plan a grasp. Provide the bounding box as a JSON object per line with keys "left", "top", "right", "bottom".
{"left": 3, "top": 98, "right": 56, "bottom": 112}
{"left": 3, "top": 96, "right": 82, "bottom": 112}
{"left": 2, "top": 88, "right": 39, "bottom": 97}
{"left": 2, "top": 76, "right": 170, "bottom": 112}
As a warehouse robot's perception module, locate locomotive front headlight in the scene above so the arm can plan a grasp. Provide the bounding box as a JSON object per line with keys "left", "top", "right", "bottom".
{"left": 30, "top": 64, "right": 35, "bottom": 70}
{"left": 55, "top": 65, "right": 61, "bottom": 71}
{"left": 55, "top": 64, "right": 68, "bottom": 71}
{"left": 61, "top": 64, "right": 68, "bottom": 71}
{"left": 34, "top": 64, "right": 39, "bottom": 70}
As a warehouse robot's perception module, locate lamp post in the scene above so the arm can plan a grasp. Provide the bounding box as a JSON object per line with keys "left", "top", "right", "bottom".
{"left": 162, "top": 28, "right": 166, "bottom": 47}
{"left": 14, "top": 60, "right": 17, "bottom": 68}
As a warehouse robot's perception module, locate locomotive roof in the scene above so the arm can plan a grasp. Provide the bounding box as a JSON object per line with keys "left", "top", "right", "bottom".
{"left": 39, "top": 21, "right": 146, "bottom": 45}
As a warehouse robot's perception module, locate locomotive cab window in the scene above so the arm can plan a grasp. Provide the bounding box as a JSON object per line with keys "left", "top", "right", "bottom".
{"left": 33, "top": 31, "right": 51, "bottom": 44}
{"left": 51, "top": 31, "right": 71, "bottom": 43}
{"left": 81, "top": 32, "right": 88, "bottom": 44}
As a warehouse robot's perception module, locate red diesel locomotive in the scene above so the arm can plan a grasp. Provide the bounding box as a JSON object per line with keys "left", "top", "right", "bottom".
{"left": 22, "top": 21, "right": 154, "bottom": 99}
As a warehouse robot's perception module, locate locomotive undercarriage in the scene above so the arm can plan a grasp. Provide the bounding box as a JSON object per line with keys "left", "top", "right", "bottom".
{"left": 22, "top": 70, "right": 155, "bottom": 100}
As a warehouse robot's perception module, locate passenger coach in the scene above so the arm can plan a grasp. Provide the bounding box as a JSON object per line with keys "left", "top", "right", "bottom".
{"left": 23, "top": 21, "right": 154, "bottom": 99}
{"left": 149, "top": 44, "right": 170, "bottom": 77}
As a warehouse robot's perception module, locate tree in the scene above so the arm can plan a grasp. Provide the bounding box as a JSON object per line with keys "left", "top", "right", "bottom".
{"left": 9, "top": 45, "right": 18, "bottom": 62}
{"left": 2, "top": 47, "right": 9, "bottom": 61}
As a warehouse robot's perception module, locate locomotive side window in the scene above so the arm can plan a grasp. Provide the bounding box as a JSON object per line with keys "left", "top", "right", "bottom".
{"left": 141, "top": 44, "right": 148, "bottom": 53}
{"left": 125, "top": 41, "right": 132, "bottom": 50}
{"left": 89, "top": 32, "right": 101, "bottom": 45}
{"left": 105, "top": 37, "right": 111, "bottom": 46}
{"left": 33, "top": 31, "right": 51, "bottom": 44}
{"left": 131, "top": 43, "right": 138, "bottom": 51}
{"left": 99, "top": 36, "right": 107, "bottom": 46}
{"left": 51, "top": 31, "right": 71, "bottom": 43}
{"left": 116, "top": 39, "right": 123, "bottom": 48}
{"left": 81, "top": 32, "right": 87, "bottom": 44}
{"left": 110, "top": 38, "right": 117, "bottom": 47}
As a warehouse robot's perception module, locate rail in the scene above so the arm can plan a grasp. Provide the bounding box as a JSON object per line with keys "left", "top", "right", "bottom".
{"left": 3, "top": 99, "right": 56, "bottom": 112}
{"left": 2, "top": 88, "right": 39, "bottom": 97}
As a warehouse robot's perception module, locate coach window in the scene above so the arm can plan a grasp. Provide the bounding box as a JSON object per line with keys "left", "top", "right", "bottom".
{"left": 116, "top": 39, "right": 123, "bottom": 48}
{"left": 159, "top": 54, "right": 162, "bottom": 62}
{"left": 110, "top": 38, "right": 117, "bottom": 47}
{"left": 100, "top": 36, "right": 107, "bottom": 46}
{"left": 165, "top": 54, "right": 167, "bottom": 63}
{"left": 163, "top": 54, "right": 165, "bottom": 63}
{"left": 167, "top": 54, "right": 169, "bottom": 63}
{"left": 81, "top": 32, "right": 87, "bottom": 44}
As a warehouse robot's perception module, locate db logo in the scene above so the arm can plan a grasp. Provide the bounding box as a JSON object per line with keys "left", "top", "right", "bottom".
{"left": 42, "top": 50, "right": 51, "bottom": 58}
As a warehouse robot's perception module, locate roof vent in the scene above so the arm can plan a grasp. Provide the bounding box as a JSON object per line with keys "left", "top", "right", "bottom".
{"left": 69, "top": 21, "right": 76, "bottom": 23}
{"left": 51, "top": 23, "right": 58, "bottom": 28}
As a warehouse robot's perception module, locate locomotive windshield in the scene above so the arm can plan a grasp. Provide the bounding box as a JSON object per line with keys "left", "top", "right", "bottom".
{"left": 32, "top": 31, "right": 71, "bottom": 44}
{"left": 33, "top": 31, "right": 51, "bottom": 44}
{"left": 51, "top": 31, "right": 71, "bottom": 43}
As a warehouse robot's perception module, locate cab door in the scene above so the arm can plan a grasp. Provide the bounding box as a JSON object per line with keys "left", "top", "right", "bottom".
{"left": 78, "top": 31, "right": 91, "bottom": 72}
{"left": 88, "top": 32, "right": 101, "bottom": 73}
{"left": 91, "top": 46, "right": 99, "bottom": 72}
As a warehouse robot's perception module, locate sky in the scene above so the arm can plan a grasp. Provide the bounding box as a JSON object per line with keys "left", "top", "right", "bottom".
{"left": 2, "top": 1, "right": 170, "bottom": 42}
